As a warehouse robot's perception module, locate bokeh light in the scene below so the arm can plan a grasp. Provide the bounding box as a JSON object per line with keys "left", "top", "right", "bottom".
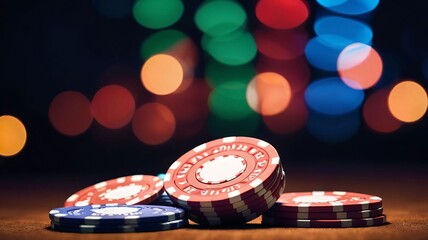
{"left": 305, "top": 77, "right": 365, "bottom": 115}
{"left": 202, "top": 30, "right": 257, "bottom": 66}
{"left": 316, "top": 0, "right": 347, "bottom": 8}
{"left": 132, "top": 0, "right": 184, "bottom": 29}
{"left": 388, "top": 81, "right": 428, "bottom": 123}
{"left": 141, "top": 54, "right": 184, "bottom": 95}
{"left": 314, "top": 16, "right": 373, "bottom": 45}
{"left": 263, "top": 92, "right": 308, "bottom": 134}
{"left": 363, "top": 89, "right": 402, "bottom": 133}
{"left": 205, "top": 60, "right": 255, "bottom": 87}
{"left": 209, "top": 113, "right": 260, "bottom": 138}
{"left": 195, "top": 0, "right": 247, "bottom": 37}
{"left": 132, "top": 103, "right": 176, "bottom": 145}
{"left": 256, "top": 0, "right": 309, "bottom": 30}
{"left": 257, "top": 55, "right": 310, "bottom": 93}
{"left": 156, "top": 81, "right": 210, "bottom": 139}
{"left": 92, "top": 85, "right": 135, "bottom": 129}
{"left": 317, "top": 0, "right": 380, "bottom": 15}
{"left": 338, "top": 43, "right": 383, "bottom": 90}
{"left": 140, "top": 29, "right": 187, "bottom": 60}
{"left": 254, "top": 27, "right": 309, "bottom": 60}
{"left": 140, "top": 29, "right": 198, "bottom": 68}
{"left": 305, "top": 35, "right": 352, "bottom": 71}
{"left": 307, "top": 110, "right": 360, "bottom": 143}
{"left": 0, "top": 115, "right": 27, "bottom": 157}
{"left": 49, "top": 91, "right": 93, "bottom": 136}
{"left": 91, "top": 0, "right": 132, "bottom": 19}
{"left": 246, "top": 72, "right": 292, "bottom": 116}
{"left": 209, "top": 81, "right": 254, "bottom": 120}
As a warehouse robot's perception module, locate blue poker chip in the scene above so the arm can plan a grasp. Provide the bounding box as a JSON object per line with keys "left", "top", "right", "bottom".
{"left": 49, "top": 204, "right": 186, "bottom": 225}
{"left": 157, "top": 173, "right": 166, "bottom": 181}
{"left": 50, "top": 218, "right": 188, "bottom": 233}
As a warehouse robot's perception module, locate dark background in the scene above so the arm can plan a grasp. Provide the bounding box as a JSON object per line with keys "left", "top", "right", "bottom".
{"left": 1, "top": 0, "right": 427, "bottom": 177}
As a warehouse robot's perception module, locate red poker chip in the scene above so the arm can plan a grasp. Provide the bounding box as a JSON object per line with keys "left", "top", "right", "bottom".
{"left": 189, "top": 173, "right": 287, "bottom": 226}
{"left": 264, "top": 207, "right": 384, "bottom": 220}
{"left": 64, "top": 175, "right": 163, "bottom": 207}
{"left": 164, "top": 136, "right": 281, "bottom": 207}
{"left": 192, "top": 170, "right": 286, "bottom": 218}
{"left": 179, "top": 164, "right": 283, "bottom": 212}
{"left": 262, "top": 215, "right": 387, "bottom": 228}
{"left": 270, "top": 191, "right": 382, "bottom": 213}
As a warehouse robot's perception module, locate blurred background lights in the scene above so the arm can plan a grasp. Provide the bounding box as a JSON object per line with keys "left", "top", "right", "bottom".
{"left": 209, "top": 81, "right": 254, "bottom": 121}
{"left": 338, "top": 43, "right": 383, "bottom": 90}
{"left": 315, "top": 0, "right": 347, "bottom": 8}
{"left": 307, "top": 110, "right": 360, "bottom": 143}
{"left": 209, "top": 113, "right": 260, "bottom": 138}
{"left": 0, "top": 115, "right": 27, "bottom": 157}
{"left": 205, "top": 60, "right": 255, "bottom": 87}
{"left": 132, "top": 103, "right": 176, "bottom": 145}
{"left": 314, "top": 16, "right": 373, "bottom": 45}
{"left": 195, "top": 0, "right": 247, "bottom": 37}
{"left": 141, "top": 54, "right": 184, "bottom": 95}
{"left": 388, "top": 81, "right": 428, "bottom": 123}
{"left": 262, "top": 92, "right": 308, "bottom": 134}
{"left": 92, "top": 85, "right": 136, "bottom": 129}
{"left": 317, "top": 0, "right": 380, "bottom": 15}
{"left": 91, "top": 0, "right": 132, "bottom": 19}
{"left": 202, "top": 30, "right": 257, "bottom": 66}
{"left": 363, "top": 89, "right": 402, "bottom": 133}
{"left": 257, "top": 55, "right": 310, "bottom": 93}
{"left": 305, "top": 77, "right": 365, "bottom": 115}
{"left": 254, "top": 27, "right": 309, "bottom": 60}
{"left": 49, "top": 91, "right": 93, "bottom": 136}
{"left": 156, "top": 81, "right": 210, "bottom": 139}
{"left": 256, "top": 0, "right": 309, "bottom": 30}
{"left": 246, "top": 72, "right": 292, "bottom": 116}
{"left": 132, "top": 0, "right": 184, "bottom": 29}
{"left": 140, "top": 29, "right": 187, "bottom": 61}
{"left": 305, "top": 35, "right": 352, "bottom": 71}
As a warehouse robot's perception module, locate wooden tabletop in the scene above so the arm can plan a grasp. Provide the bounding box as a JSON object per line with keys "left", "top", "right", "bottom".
{"left": 1, "top": 166, "right": 427, "bottom": 240}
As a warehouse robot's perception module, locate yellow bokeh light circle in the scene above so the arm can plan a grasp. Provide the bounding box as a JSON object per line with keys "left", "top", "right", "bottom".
{"left": 0, "top": 115, "right": 27, "bottom": 157}
{"left": 141, "top": 54, "right": 184, "bottom": 95}
{"left": 388, "top": 80, "right": 428, "bottom": 123}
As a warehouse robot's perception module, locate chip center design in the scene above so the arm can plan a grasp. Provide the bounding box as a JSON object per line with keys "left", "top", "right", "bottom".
{"left": 91, "top": 206, "right": 140, "bottom": 215}
{"left": 197, "top": 155, "right": 246, "bottom": 184}
{"left": 104, "top": 185, "right": 144, "bottom": 200}
{"left": 294, "top": 195, "right": 338, "bottom": 203}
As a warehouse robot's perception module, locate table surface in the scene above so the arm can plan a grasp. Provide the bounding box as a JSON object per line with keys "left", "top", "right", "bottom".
{"left": 1, "top": 166, "right": 428, "bottom": 240}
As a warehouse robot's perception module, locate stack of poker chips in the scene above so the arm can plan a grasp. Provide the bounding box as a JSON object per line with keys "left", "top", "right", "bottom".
{"left": 262, "top": 191, "right": 386, "bottom": 228}
{"left": 163, "top": 136, "right": 287, "bottom": 226}
{"left": 151, "top": 191, "right": 175, "bottom": 206}
{"left": 49, "top": 204, "right": 188, "bottom": 233}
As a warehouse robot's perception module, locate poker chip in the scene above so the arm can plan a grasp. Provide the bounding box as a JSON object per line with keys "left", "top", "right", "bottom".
{"left": 64, "top": 175, "right": 163, "bottom": 207}
{"left": 151, "top": 192, "right": 175, "bottom": 206}
{"left": 182, "top": 165, "right": 283, "bottom": 213}
{"left": 263, "top": 191, "right": 386, "bottom": 228}
{"left": 190, "top": 172, "right": 286, "bottom": 224}
{"left": 264, "top": 207, "right": 384, "bottom": 220}
{"left": 262, "top": 214, "right": 387, "bottom": 228}
{"left": 50, "top": 218, "right": 188, "bottom": 233}
{"left": 270, "top": 191, "right": 383, "bottom": 213}
{"left": 164, "top": 136, "right": 285, "bottom": 225}
{"left": 49, "top": 204, "right": 185, "bottom": 225}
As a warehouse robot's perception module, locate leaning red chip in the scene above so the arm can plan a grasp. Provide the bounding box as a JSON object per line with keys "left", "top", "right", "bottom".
{"left": 64, "top": 175, "right": 163, "bottom": 207}
{"left": 270, "top": 191, "right": 383, "bottom": 213}
{"left": 164, "top": 136, "right": 281, "bottom": 207}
